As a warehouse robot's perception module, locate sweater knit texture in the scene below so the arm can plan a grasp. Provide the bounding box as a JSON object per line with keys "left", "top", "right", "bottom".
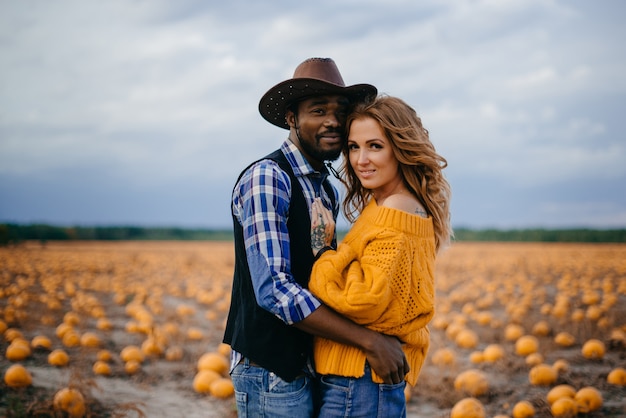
{"left": 309, "top": 199, "right": 436, "bottom": 385}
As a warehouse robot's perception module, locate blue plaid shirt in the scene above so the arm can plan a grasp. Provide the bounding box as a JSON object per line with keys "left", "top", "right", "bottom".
{"left": 230, "top": 139, "right": 339, "bottom": 370}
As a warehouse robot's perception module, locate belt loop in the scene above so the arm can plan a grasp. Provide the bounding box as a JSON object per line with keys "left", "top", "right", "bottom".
{"left": 243, "top": 357, "right": 251, "bottom": 367}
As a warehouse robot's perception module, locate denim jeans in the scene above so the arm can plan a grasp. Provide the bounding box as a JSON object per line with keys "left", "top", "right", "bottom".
{"left": 317, "top": 364, "right": 406, "bottom": 418}
{"left": 230, "top": 358, "right": 315, "bottom": 418}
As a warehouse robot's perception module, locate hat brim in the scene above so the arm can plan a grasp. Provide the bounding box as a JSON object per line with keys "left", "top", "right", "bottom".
{"left": 259, "top": 78, "right": 377, "bottom": 129}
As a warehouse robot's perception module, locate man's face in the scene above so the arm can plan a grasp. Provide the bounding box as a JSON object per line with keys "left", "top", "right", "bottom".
{"left": 286, "top": 95, "right": 350, "bottom": 165}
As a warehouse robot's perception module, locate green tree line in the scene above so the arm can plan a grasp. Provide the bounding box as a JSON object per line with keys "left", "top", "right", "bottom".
{"left": 452, "top": 227, "right": 626, "bottom": 243}
{"left": 0, "top": 224, "right": 232, "bottom": 244}
{"left": 1, "top": 223, "right": 625, "bottom": 245}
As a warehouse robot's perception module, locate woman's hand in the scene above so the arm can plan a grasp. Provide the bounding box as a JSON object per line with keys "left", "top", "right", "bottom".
{"left": 311, "top": 198, "right": 335, "bottom": 256}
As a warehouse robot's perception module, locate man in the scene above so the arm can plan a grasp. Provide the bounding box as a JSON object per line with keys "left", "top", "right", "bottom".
{"left": 223, "top": 58, "right": 409, "bottom": 417}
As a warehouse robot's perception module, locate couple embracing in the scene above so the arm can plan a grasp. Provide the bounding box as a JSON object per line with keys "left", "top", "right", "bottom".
{"left": 223, "top": 57, "right": 452, "bottom": 418}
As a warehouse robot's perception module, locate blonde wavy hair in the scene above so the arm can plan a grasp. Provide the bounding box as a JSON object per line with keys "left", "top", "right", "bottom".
{"left": 340, "top": 95, "right": 453, "bottom": 251}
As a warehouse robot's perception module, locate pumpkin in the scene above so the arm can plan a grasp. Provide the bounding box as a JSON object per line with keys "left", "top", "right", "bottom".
{"left": 581, "top": 339, "right": 605, "bottom": 359}
{"left": 48, "top": 349, "right": 70, "bottom": 367}
{"left": 455, "top": 328, "right": 479, "bottom": 349}
{"left": 197, "top": 352, "right": 229, "bottom": 375}
{"left": 92, "top": 360, "right": 111, "bottom": 375}
{"left": 96, "top": 318, "right": 113, "bottom": 331}
{"left": 454, "top": 369, "right": 489, "bottom": 397}
{"left": 4, "top": 363, "right": 32, "bottom": 388}
{"left": 120, "top": 345, "right": 145, "bottom": 363}
{"left": 62, "top": 330, "right": 81, "bottom": 347}
{"left": 524, "top": 353, "right": 544, "bottom": 367}
{"left": 469, "top": 351, "right": 484, "bottom": 363}
{"left": 512, "top": 400, "right": 535, "bottom": 418}
{"left": 80, "top": 332, "right": 102, "bottom": 348}
{"left": 585, "top": 305, "right": 603, "bottom": 321}
{"left": 165, "top": 346, "right": 184, "bottom": 361}
{"left": 554, "top": 332, "right": 575, "bottom": 347}
{"left": 570, "top": 309, "right": 585, "bottom": 322}
{"left": 528, "top": 364, "right": 557, "bottom": 386}
{"left": 515, "top": 335, "right": 539, "bottom": 356}
{"left": 531, "top": 321, "right": 550, "bottom": 337}
{"left": 141, "top": 337, "right": 164, "bottom": 357}
{"left": 217, "top": 342, "right": 231, "bottom": 357}
{"left": 482, "top": 344, "right": 505, "bottom": 362}
{"left": 125, "top": 359, "right": 141, "bottom": 375}
{"left": 31, "top": 335, "right": 52, "bottom": 350}
{"left": 504, "top": 324, "right": 524, "bottom": 342}
{"left": 63, "top": 311, "right": 81, "bottom": 326}
{"left": 607, "top": 367, "right": 626, "bottom": 386}
{"left": 6, "top": 339, "right": 32, "bottom": 361}
{"left": 450, "top": 397, "right": 485, "bottom": 418}
{"left": 210, "top": 377, "right": 235, "bottom": 398}
{"left": 53, "top": 387, "right": 86, "bottom": 418}
{"left": 552, "top": 359, "right": 570, "bottom": 374}
{"left": 550, "top": 397, "right": 578, "bottom": 417}
{"left": 4, "top": 328, "right": 24, "bottom": 342}
{"left": 546, "top": 384, "right": 576, "bottom": 405}
{"left": 187, "top": 327, "right": 204, "bottom": 340}
{"left": 97, "top": 349, "right": 113, "bottom": 362}
{"left": 431, "top": 347, "right": 456, "bottom": 366}
{"left": 55, "top": 322, "right": 73, "bottom": 339}
{"left": 574, "top": 386, "right": 603, "bottom": 413}
{"left": 193, "top": 370, "right": 221, "bottom": 393}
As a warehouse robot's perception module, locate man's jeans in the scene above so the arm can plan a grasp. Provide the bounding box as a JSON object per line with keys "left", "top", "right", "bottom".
{"left": 317, "top": 364, "right": 407, "bottom": 418}
{"left": 230, "top": 358, "right": 315, "bottom": 418}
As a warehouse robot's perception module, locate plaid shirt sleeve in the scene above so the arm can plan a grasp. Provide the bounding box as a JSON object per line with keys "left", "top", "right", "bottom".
{"left": 232, "top": 159, "right": 322, "bottom": 325}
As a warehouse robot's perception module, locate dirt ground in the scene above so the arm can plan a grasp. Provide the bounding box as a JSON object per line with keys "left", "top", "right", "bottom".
{"left": 1, "top": 241, "right": 624, "bottom": 417}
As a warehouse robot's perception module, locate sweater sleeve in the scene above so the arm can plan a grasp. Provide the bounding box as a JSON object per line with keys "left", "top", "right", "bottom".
{"left": 309, "top": 233, "right": 402, "bottom": 325}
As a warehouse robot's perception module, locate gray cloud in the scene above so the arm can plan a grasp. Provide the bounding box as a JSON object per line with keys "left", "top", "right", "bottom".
{"left": 1, "top": 0, "right": 624, "bottom": 228}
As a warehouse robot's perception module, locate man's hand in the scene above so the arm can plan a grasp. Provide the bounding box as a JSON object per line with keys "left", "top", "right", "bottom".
{"left": 362, "top": 333, "right": 409, "bottom": 384}
{"left": 295, "top": 305, "right": 409, "bottom": 385}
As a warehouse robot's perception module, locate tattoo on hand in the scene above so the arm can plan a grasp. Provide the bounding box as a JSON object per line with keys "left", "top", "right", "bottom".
{"left": 311, "top": 225, "right": 326, "bottom": 252}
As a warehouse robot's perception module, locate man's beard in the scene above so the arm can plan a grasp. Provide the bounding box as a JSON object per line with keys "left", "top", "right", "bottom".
{"left": 299, "top": 133, "right": 342, "bottom": 163}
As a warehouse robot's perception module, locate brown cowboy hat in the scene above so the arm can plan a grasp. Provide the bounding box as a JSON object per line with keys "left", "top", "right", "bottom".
{"left": 258, "top": 57, "right": 377, "bottom": 129}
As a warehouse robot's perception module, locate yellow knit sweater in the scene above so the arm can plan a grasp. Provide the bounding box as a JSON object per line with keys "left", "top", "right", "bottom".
{"left": 309, "top": 199, "right": 436, "bottom": 385}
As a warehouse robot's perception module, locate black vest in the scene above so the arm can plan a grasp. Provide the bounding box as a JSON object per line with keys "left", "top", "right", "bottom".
{"left": 223, "top": 149, "right": 334, "bottom": 381}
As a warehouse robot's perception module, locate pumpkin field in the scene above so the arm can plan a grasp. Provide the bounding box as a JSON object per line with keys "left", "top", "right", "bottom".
{"left": 1, "top": 240, "right": 624, "bottom": 417}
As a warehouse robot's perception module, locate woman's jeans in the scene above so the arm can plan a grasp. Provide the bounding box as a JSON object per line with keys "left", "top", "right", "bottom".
{"left": 317, "top": 364, "right": 407, "bottom": 418}
{"left": 230, "top": 358, "right": 315, "bottom": 418}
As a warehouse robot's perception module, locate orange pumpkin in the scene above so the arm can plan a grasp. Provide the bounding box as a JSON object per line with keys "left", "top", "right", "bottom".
{"left": 554, "top": 332, "right": 575, "bottom": 347}
{"left": 581, "top": 339, "right": 605, "bottom": 359}
{"left": 48, "top": 349, "right": 70, "bottom": 367}
{"left": 550, "top": 397, "right": 578, "bottom": 417}
{"left": 515, "top": 335, "right": 539, "bottom": 356}
{"left": 546, "top": 384, "right": 576, "bottom": 405}
{"left": 210, "top": 377, "right": 235, "bottom": 398}
{"left": 53, "top": 387, "right": 86, "bottom": 418}
{"left": 607, "top": 367, "right": 626, "bottom": 386}
{"left": 528, "top": 364, "right": 557, "bottom": 386}
{"left": 454, "top": 369, "right": 489, "bottom": 397}
{"left": 193, "top": 370, "right": 221, "bottom": 394}
{"left": 92, "top": 360, "right": 111, "bottom": 376}
{"left": 31, "top": 335, "right": 52, "bottom": 350}
{"left": 450, "top": 397, "right": 485, "bottom": 418}
{"left": 120, "top": 345, "right": 145, "bottom": 363}
{"left": 512, "top": 400, "right": 535, "bottom": 418}
{"left": 575, "top": 386, "right": 603, "bottom": 413}
{"left": 197, "top": 352, "right": 229, "bottom": 375}
{"left": 4, "top": 364, "right": 33, "bottom": 388}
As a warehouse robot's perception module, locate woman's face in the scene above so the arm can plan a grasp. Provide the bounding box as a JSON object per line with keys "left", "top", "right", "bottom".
{"left": 347, "top": 117, "right": 402, "bottom": 198}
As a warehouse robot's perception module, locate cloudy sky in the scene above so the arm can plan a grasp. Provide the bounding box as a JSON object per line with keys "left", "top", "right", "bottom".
{"left": 1, "top": 0, "right": 624, "bottom": 230}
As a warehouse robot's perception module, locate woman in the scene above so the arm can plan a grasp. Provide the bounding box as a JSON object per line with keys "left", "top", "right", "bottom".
{"left": 309, "top": 95, "right": 452, "bottom": 417}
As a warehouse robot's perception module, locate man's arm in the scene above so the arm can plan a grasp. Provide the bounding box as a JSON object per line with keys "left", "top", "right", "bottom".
{"left": 294, "top": 304, "right": 409, "bottom": 384}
